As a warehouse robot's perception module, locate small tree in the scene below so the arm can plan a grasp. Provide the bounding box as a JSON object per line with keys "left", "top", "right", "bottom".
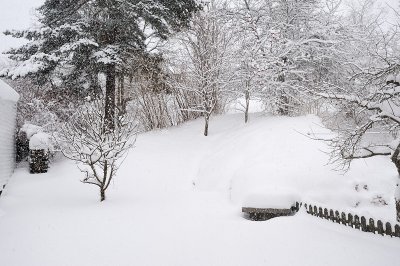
{"left": 168, "top": 1, "right": 236, "bottom": 136}
{"left": 57, "top": 98, "right": 137, "bottom": 201}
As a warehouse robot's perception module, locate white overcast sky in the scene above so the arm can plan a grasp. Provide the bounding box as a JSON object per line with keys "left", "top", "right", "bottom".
{"left": 0, "top": 0, "right": 43, "bottom": 53}
{"left": 0, "top": 0, "right": 398, "bottom": 54}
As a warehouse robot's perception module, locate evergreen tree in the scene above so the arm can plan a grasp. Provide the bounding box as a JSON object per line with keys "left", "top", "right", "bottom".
{"left": 3, "top": 0, "right": 201, "bottom": 130}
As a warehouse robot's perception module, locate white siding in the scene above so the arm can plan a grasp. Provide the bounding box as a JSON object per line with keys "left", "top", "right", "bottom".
{"left": 0, "top": 99, "right": 17, "bottom": 193}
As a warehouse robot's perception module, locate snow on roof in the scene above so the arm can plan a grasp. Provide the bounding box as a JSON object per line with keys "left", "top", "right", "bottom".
{"left": 0, "top": 78, "right": 19, "bottom": 102}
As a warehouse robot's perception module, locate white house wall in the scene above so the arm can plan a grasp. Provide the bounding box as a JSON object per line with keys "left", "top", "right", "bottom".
{"left": 0, "top": 99, "right": 17, "bottom": 194}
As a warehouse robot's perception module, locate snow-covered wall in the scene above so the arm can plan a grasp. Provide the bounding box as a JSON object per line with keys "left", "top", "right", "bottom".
{"left": 0, "top": 79, "right": 19, "bottom": 195}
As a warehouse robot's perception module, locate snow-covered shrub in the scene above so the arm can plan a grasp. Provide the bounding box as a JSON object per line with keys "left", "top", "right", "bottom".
{"left": 56, "top": 98, "right": 138, "bottom": 201}
{"left": 17, "top": 123, "right": 56, "bottom": 163}
{"left": 28, "top": 133, "right": 51, "bottom": 174}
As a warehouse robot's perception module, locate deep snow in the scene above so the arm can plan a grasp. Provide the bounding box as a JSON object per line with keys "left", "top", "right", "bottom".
{"left": 0, "top": 113, "right": 399, "bottom": 266}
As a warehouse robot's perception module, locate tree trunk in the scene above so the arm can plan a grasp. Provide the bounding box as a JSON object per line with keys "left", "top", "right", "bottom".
{"left": 100, "top": 189, "right": 106, "bottom": 202}
{"left": 277, "top": 73, "right": 289, "bottom": 116}
{"left": 104, "top": 64, "right": 116, "bottom": 131}
{"left": 204, "top": 115, "right": 209, "bottom": 136}
{"left": 245, "top": 89, "right": 250, "bottom": 123}
{"left": 391, "top": 142, "right": 400, "bottom": 222}
{"left": 117, "top": 73, "right": 127, "bottom": 114}
{"left": 396, "top": 193, "right": 400, "bottom": 222}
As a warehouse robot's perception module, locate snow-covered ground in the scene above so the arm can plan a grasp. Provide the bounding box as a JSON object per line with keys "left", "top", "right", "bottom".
{"left": 0, "top": 113, "right": 399, "bottom": 266}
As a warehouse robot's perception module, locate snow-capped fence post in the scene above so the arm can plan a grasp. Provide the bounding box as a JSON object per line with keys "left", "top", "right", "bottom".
{"left": 395, "top": 225, "right": 400, "bottom": 237}
{"left": 361, "top": 217, "right": 367, "bottom": 231}
{"left": 329, "top": 210, "right": 335, "bottom": 222}
{"left": 323, "top": 208, "right": 328, "bottom": 219}
{"left": 385, "top": 222, "right": 393, "bottom": 236}
{"left": 377, "top": 220, "right": 384, "bottom": 235}
{"left": 335, "top": 211, "right": 340, "bottom": 223}
{"left": 318, "top": 207, "right": 323, "bottom": 218}
{"left": 341, "top": 212, "right": 346, "bottom": 225}
{"left": 354, "top": 215, "right": 361, "bottom": 230}
{"left": 348, "top": 214, "right": 354, "bottom": 228}
{"left": 369, "top": 218, "right": 375, "bottom": 234}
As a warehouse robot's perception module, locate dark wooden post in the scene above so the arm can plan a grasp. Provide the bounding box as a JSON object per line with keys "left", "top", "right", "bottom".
{"left": 354, "top": 215, "right": 361, "bottom": 230}
{"left": 323, "top": 208, "right": 328, "bottom": 219}
{"left": 329, "top": 210, "right": 335, "bottom": 222}
{"left": 318, "top": 207, "right": 323, "bottom": 218}
{"left": 395, "top": 224, "right": 400, "bottom": 237}
{"left": 361, "top": 216, "right": 367, "bottom": 231}
{"left": 348, "top": 214, "right": 354, "bottom": 228}
{"left": 385, "top": 222, "right": 393, "bottom": 237}
{"left": 341, "top": 212, "right": 346, "bottom": 225}
{"left": 377, "top": 220, "right": 384, "bottom": 235}
{"left": 335, "top": 211, "right": 340, "bottom": 223}
{"left": 369, "top": 218, "right": 375, "bottom": 233}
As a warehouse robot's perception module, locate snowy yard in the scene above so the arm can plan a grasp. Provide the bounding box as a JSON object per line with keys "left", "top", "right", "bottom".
{"left": 0, "top": 114, "right": 399, "bottom": 266}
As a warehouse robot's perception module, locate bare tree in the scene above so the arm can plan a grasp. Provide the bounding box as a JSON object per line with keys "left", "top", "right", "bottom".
{"left": 229, "top": 0, "right": 266, "bottom": 123}
{"left": 309, "top": 0, "right": 400, "bottom": 221}
{"left": 167, "top": 1, "right": 236, "bottom": 136}
{"left": 230, "top": 0, "right": 343, "bottom": 117}
{"left": 57, "top": 98, "right": 138, "bottom": 201}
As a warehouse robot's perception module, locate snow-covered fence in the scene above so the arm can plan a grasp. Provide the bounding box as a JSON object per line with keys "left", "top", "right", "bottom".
{"left": 298, "top": 202, "right": 400, "bottom": 238}
{"left": 0, "top": 79, "right": 19, "bottom": 196}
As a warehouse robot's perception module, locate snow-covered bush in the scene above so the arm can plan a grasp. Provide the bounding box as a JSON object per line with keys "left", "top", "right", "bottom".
{"left": 56, "top": 99, "right": 138, "bottom": 201}
{"left": 17, "top": 123, "right": 57, "bottom": 163}
{"left": 28, "top": 132, "right": 51, "bottom": 174}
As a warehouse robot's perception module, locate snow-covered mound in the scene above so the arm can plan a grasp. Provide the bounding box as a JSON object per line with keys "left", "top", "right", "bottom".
{"left": 243, "top": 188, "right": 301, "bottom": 209}
{"left": 0, "top": 113, "right": 399, "bottom": 266}
{"left": 190, "top": 115, "right": 397, "bottom": 222}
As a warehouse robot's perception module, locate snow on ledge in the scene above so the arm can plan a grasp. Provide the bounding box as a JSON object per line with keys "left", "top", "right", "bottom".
{"left": 21, "top": 124, "right": 43, "bottom": 139}
{"left": 29, "top": 132, "right": 51, "bottom": 150}
{"left": 0, "top": 78, "right": 19, "bottom": 102}
{"left": 243, "top": 188, "right": 301, "bottom": 209}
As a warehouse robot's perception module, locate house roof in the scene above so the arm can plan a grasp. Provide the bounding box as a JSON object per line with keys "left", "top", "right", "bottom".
{"left": 0, "top": 78, "right": 19, "bottom": 102}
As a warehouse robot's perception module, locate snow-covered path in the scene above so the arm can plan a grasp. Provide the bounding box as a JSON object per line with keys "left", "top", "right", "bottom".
{"left": 0, "top": 114, "right": 399, "bottom": 266}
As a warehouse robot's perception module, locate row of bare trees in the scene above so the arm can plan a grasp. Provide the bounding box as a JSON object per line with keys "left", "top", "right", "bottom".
{"left": 158, "top": 0, "right": 400, "bottom": 221}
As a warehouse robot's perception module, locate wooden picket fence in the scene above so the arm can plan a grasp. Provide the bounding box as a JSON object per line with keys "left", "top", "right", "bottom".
{"left": 293, "top": 202, "right": 400, "bottom": 238}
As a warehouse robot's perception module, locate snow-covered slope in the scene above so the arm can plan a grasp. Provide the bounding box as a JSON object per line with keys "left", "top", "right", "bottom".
{"left": 0, "top": 113, "right": 398, "bottom": 266}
